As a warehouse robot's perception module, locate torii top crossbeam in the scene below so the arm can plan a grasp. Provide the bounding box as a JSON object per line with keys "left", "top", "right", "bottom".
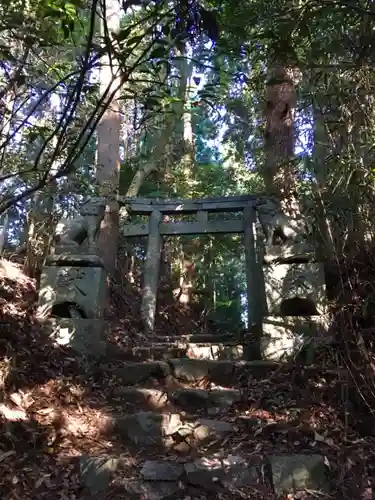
{"left": 117, "top": 194, "right": 266, "bottom": 215}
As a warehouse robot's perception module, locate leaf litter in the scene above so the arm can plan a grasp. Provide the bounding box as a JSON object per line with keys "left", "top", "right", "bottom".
{"left": 0, "top": 259, "right": 372, "bottom": 498}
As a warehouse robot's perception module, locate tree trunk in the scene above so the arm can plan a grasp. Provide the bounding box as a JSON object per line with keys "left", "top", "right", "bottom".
{"left": 24, "top": 188, "right": 55, "bottom": 279}
{"left": 311, "top": 97, "right": 337, "bottom": 260}
{"left": 263, "top": 61, "right": 298, "bottom": 214}
{"left": 125, "top": 117, "right": 174, "bottom": 197}
{"left": 178, "top": 46, "right": 195, "bottom": 186}
{"left": 96, "top": 0, "right": 121, "bottom": 276}
{"left": 173, "top": 247, "right": 195, "bottom": 305}
{"left": 172, "top": 44, "right": 195, "bottom": 195}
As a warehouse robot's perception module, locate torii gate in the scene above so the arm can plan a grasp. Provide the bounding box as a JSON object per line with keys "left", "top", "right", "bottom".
{"left": 118, "top": 194, "right": 264, "bottom": 336}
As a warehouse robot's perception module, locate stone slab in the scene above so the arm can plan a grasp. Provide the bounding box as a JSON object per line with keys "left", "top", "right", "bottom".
{"left": 148, "top": 334, "right": 244, "bottom": 344}
{"left": 105, "top": 359, "right": 279, "bottom": 386}
{"left": 42, "top": 318, "right": 106, "bottom": 357}
{"left": 261, "top": 315, "right": 331, "bottom": 361}
{"left": 107, "top": 342, "right": 245, "bottom": 362}
{"left": 114, "top": 412, "right": 180, "bottom": 447}
{"left": 108, "top": 361, "right": 170, "bottom": 385}
{"left": 262, "top": 242, "right": 316, "bottom": 264}
{"left": 269, "top": 454, "right": 331, "bottom": 495}
{"left": 46, "top": 253, "right": 104, "bottom": 267}
{"left": 77, "top": 453, "right": 335, "bottom": 498}
{"left": 110, "top": 387, "right": 241, "bottom": 414}
{"left": 263, "top": 262, "right": 327, "bottom": 316}
{"left": 113, "top": 412, "right": 234, "bottom": 449}
{"left": 168, "top": 359, "right": 279, "bottom": 385}
{"left": 169, "top": 388, "right": 242, "bottom": 413}
{"left": 123, "top": 480, "right": 183, "bottom": 499}
{"left": 80, "top": 455, "right": 119, "bottom": 497}
{"left": 106, "top": 344, "right": 187, "bottom": 361}
{"left": 185, "top": 454, "right": 265, "bottom": 492}
{"left": 38, "top": 264, "right": 106, "bottom": 318}
{"left": 110, "top": 388, "right": 171, "bottom": 412}
{"left": 140, "top": 460, "right": 184, "bottom": 481}
{"left": 190, "top": 418, "right": 234, "bottom": 443}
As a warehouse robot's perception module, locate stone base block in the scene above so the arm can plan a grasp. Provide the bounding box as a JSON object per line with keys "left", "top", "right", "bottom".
{"left": 46, "top": 253, "right": 104, "bottom": 267}
{"left": 262, "top": 242, "right": 316, "bottom": 264}
{"left": 38, "top": 264, "right": 106, "bottom": 318}
{"left": 41, "top": 318, "right": 106, "bottom": 357}
{"left": 261, "top": 315, "right": 331, "bottom": 361}
{"left": 263, "top": 262, "right": 327, "bottom": 315}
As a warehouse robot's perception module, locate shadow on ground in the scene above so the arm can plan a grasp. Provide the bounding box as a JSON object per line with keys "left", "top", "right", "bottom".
{"left": 0, "top": 259, "right": 374, "bottom": 499}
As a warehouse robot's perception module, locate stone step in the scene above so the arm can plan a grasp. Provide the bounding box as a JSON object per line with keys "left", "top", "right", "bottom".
{"left": 149, "top": 333, "right": 243, "bottom": 344}
{"left": 80, "top": 452, "right": 332, "bottom": 499}
{"left": 106, "top": 342, "right": 246, "bottom": 361}
{"left": 100, "top": 358, "right": 279, "bottom": 387}
{"left": 106, "top": 343, "right": 187, "bottom": 361}
{"left": 103, "top": 411, "right": 236, "bottom": 452}
{"left": 109, "top": 387, "right": 242, "bottom": 414}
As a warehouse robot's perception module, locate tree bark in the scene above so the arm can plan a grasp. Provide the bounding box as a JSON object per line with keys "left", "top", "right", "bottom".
{"left": 96, "top": 0, "right": 122, "bottom": 276}
{"left": 172, "top": 44, "right": 195, "bottom": 195}
{"left": 262, "top": 61, "right": 298, "bottom": 214}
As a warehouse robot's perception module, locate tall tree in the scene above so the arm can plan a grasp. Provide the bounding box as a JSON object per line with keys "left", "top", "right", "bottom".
{"left": 96, "top": 0, "right": 122, "bottom": 275}
{"left": 263, "top": 55, "right": 298, "bottom": 213}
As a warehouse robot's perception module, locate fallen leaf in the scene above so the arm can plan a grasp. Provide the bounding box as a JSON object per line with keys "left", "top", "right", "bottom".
{"left": 0, "top": 404, "right": 27, "bottom": 421}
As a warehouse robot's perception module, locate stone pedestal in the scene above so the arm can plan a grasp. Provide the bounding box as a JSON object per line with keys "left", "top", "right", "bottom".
{"left": 38, "top": 258, "right": 106, "bottom": 319}
{"left": 37, "top": 253, "right": 107, "bottom": 358}
{"left": 259, "top": 240, "right": 329, "bottom": 363}
{"left": 263, "top": 262, "right": 327, "bottom": 316}
{"left": 261, "top": 315, "right": 331, "bottom": 361}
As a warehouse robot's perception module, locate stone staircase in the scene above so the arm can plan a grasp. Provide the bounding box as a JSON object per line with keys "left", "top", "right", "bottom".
{"left": 107, "top": 332, "right": 248, "bottom": 362}
{"left": 79, "top": 332, "right": 334, "bottom": 499}
{"left": 37, "top": 196, "right": 348, "bottom": 497}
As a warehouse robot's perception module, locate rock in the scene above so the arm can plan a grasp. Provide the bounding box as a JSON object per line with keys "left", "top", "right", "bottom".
{"left": 110, "top": 361, "right": 170, "bottom": 385}
{"left": 269, "top": 454, "right": 331, "bottom": 495}
{"left": 111, "top": 388, "right": 170, "bottom": 412}
{"left": 124, "top": 480, "right": 183, "bottom": 499}
{"left": 79, "top": 455, "right": 119, "bottom": 497}
{"left": 114, "top": 412, "right": 234, "bottom": 449}
{"left": 168, "top": 359, "right": 238, "bottom": 386}
{"left": 191, "top": 419, "right": 234, "bottom": 442}
{"left": 116, "top": 412, "right": 183, "bottom": 446}
{"left": 169, "top": 358, "right": 217, "bottom": 383}
{"left": 184, "top": 454, "right": 264, "bottom": 492}
{"left": 170, "top": 388, "right": 241, "bottom": 413}
{"left": 110, "top": 387, "right": 241, "bottom": 414}
{"left": 186, "top": 343, "right": 244, "bottom": 360}
{"left": 141, "top": 460, "right": 184, "bottom": 481}
{"left": 168, "top": 359, "right": 279, "bottom": 385}
{"left": 238, "top": 415, "right": 263, "bottom": 431}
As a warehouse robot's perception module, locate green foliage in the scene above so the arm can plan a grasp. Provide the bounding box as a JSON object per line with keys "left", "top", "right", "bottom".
{"left": 2, "top": 0, "right": 375, "bottom": 319}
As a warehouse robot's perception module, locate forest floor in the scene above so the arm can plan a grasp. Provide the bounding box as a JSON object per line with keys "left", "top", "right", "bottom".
{"left": 0, "top": 259, "right": 373, "bottom": 499}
